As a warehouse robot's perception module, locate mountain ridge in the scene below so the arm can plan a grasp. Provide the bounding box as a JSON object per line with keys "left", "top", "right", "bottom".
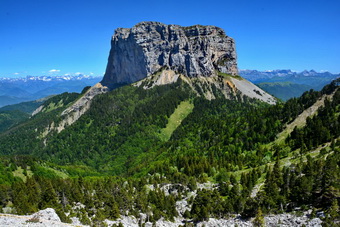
{"left": 239, "top": 69, "right": 339, "bottom": 100}
{"left": 239, "top": 69, "right": 339, "bottom": 87}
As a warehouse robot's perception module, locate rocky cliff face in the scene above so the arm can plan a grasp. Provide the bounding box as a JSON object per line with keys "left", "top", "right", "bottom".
{"left": 101, "top": 21, "right": 238, "bottom": 87}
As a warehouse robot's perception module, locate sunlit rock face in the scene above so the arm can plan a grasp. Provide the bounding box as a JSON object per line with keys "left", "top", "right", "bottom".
{"left": 101, "top": 21, "right": 238, "bottom": 88}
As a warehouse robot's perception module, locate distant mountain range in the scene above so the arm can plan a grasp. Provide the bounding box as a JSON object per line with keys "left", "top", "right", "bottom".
{"left": 239, "top": 70, "right": 339, "bottom": 100}
{"left": 0, "top": 75, "right": 101, "bottom": 107}
{"left": 0, "top": 70, "right": 338, "bottom": 108}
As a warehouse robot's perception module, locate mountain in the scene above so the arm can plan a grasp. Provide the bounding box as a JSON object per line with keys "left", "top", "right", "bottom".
{"left": 101, "top": 22, "right": 274, "bottom": 103}
{"left": 0, "top": 95, "right": 30, "bottom": 108}
{"left": 0, "top": 98, "right": 48, "bottom": 133}
{"left": 0, "top": 84, "right": 32, "bottom": 98}
{"left": 0, "top": 75, "right": 101, "bottom": 107}
{"left": 257, "top": 82, "right": 312, "bottom": 101}
{"left": 102, "top": 22, "right": 238, "bottom": 86}
{"left": 0, "top": 22, "right": 339, "bottom": 226}
{"left": 239, "top": 69, "right": 339, "bottom": 85}
{"left": 49, "top": 22, "right": 275, "bottom": 135}
{"left": 239, "top": 69, "right": 339, "bottom": 100}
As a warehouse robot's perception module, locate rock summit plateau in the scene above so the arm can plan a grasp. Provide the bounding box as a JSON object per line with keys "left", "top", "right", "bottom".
{"left": 101, "top": 21, "right": 238, "bottom": 88}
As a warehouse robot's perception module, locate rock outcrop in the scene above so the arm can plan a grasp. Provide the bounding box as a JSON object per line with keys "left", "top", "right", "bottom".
{"left": 39, "top": 83, "right": 108, "bottom": 135}
{"left": 102, "top": 21, "right": 276, "bottom": 104}
{"left": 101, "top": 21, "right": 238, "bottom": 88}
{"left": 56, "top": 83, "right": 108, "bottom": 132}
{"left": 105, "top": 213, "right": 322, "bottom": 227}
{"left": 0, "top": 208, "right": 87, "bottom": 227}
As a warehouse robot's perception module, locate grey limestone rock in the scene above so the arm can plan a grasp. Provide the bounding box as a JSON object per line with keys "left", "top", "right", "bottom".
{"left": 101, "top": 21, "right": 238, "bottom": 88}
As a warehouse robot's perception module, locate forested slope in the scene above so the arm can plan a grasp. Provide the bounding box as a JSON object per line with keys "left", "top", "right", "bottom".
{"left": 0, "top": 78, "right": 338, "bottom": 226}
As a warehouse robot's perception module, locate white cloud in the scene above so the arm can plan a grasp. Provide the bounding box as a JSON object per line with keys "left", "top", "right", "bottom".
{"left": 49, "top": 69, "right": 60, "bottom": 73}
{"left": 75, "top": 72, "right": 82, "bottom": 75}
{"left": 13, "top": 72, "right": 20, "bottom": 75}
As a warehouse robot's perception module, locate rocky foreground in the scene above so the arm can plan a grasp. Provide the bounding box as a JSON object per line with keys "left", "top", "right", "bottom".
{"left": 0, "top": 208, "right": 322, "bottom": 227}
{"left": 107, "top": 213, "right": 322, "bottom": 227}
{"left": 0, "top": 208, "right": 84, "bottom": 227}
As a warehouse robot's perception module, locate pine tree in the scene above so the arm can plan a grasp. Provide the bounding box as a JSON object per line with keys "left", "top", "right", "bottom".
{"left": 39, "top": 180, "right": 58, "bottom": 209}
{"left": 323, "top": 199, "right": 340, "bottom": 226}
{"left": 328, "top": 199, "right": 339, "bottom": 220}
{"left": 252, "top": 207, "right": 265, "bottom": 227}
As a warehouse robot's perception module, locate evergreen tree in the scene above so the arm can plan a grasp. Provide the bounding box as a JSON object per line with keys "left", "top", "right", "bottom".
{"left": 328, "top": 199, "right": 339, "bottom": 220}
{"left": 252, "top": 207, "right": 265, "bottom": 227}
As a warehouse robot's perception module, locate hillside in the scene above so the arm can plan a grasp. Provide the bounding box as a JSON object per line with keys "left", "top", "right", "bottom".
{"left": 0, "top": 98, "right": 48, "bottom": 133}
{"left": 0, "top": 74, "right": 277, "bottom": 175}
{"left": 257, "top": 82, "right": 312, "bottom": 101}
{"left": 0, "top": 78, "right": 338, "bottom": 226}
{"left": 0, "top": 22, "right": 339, "bottom": 226}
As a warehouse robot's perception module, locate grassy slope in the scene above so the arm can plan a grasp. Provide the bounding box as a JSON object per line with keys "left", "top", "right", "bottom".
{"left": 159, "top": 100, "right": 194, "bottom": 141}
{"left": 12, "top": 166, "right": 33, "bottom": 182}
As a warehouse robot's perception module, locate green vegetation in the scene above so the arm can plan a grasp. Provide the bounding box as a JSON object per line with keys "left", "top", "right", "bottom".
{"left": 0, "top": 78, "right": 338, "bottom": 225}
{"left": 0, "top": 99, "right": 45, "bottom": 114}
{"left": 257, "top": 82, "right": 312, "bottom": 101}
{"left": 0, "top": 99, "right": 47, "bottom": 133}
{"left": 42, "top": 100, "right": 63, "bottom": 113}
{"left": 253, "top": 208, "right": 265, "bottom": 227}
{"left": 159, "top": 100, "right": 194, "bottom": 141}
{"left": 12, "top": 166, "right": 33, "bottom": 182}
{"left": 0, "top": 110, "right": 29, "bottom": 133}
{"left": 216, "top": 71, "right": 243, "bottom": 80}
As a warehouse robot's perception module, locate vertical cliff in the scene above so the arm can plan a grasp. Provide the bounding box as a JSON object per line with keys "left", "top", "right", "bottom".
{"left": 101, "top": 21, "right": 238, "bottom": 88}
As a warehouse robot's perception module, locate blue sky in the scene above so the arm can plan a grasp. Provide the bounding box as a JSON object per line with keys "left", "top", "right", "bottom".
{"left": 1, "top": 0, "right": 339, "bottom": 78}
